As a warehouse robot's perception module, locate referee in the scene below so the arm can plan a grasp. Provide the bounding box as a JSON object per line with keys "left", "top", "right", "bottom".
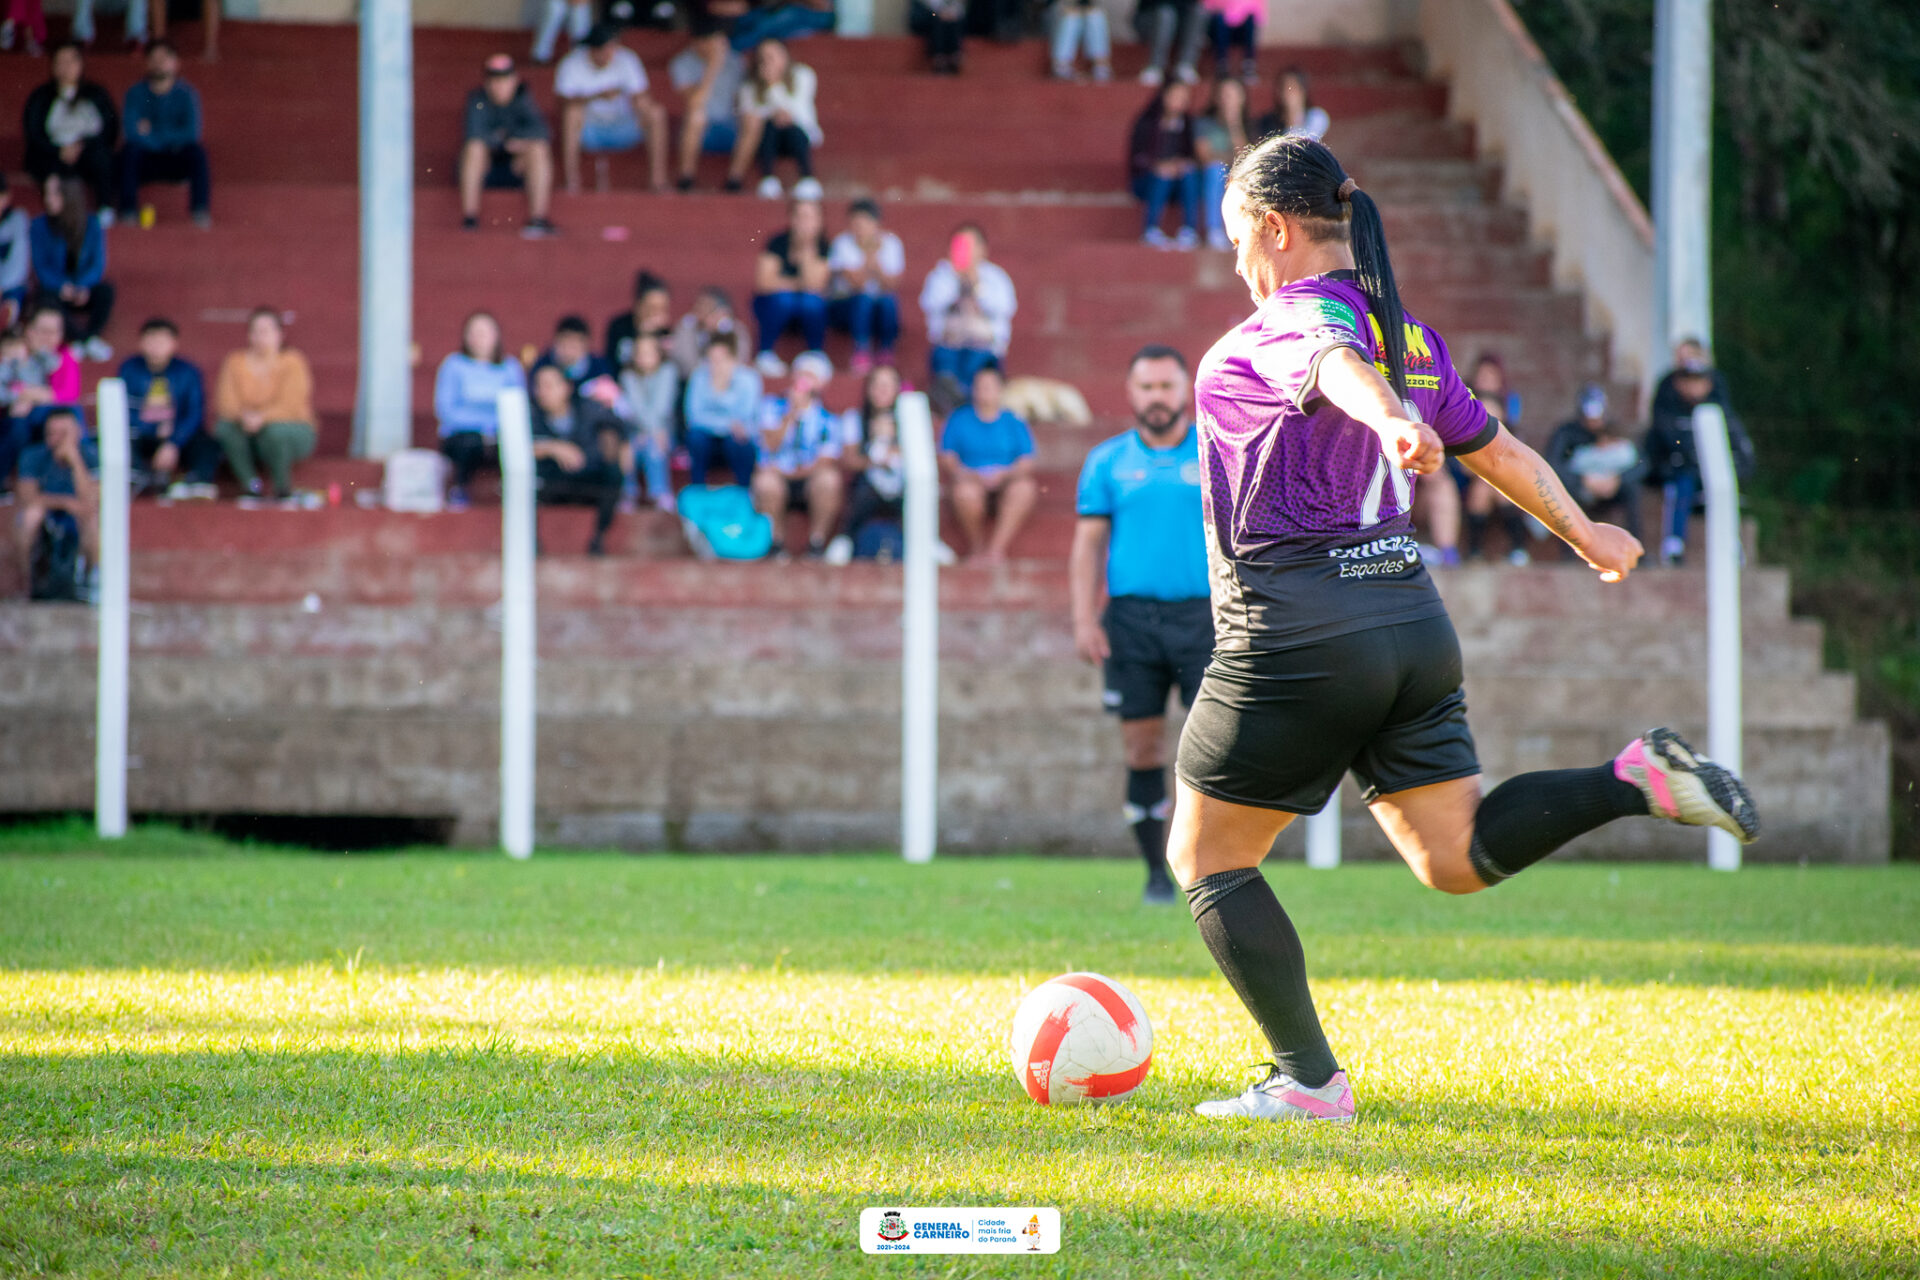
{"left": 1070, "top": 345, "right": 1213, "bottom": 905}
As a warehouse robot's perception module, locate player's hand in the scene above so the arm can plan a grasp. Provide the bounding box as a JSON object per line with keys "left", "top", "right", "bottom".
{"left": 1576, "top": 522, "right": 1643, "bottom": 583}
{"left": 1073, "top": 619, "right": 1109, "bottom": 666}
{"left": 1386, "top": 421, "right": 1445, "bottom": 475}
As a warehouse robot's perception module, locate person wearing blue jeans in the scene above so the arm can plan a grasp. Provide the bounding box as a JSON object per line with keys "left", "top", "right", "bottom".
{"left": 683, "top": 331, "right": 763, "bottom": 487}
{"left": 1050, "top": 0, "right": 1111, "bottom": 80}
{"left": 1643, "top": 338, "right": 1752, "bottom": 567}
{"left": 827, "top": 198, "right": 905, "bottom": 371}
{"left": 730, "top": 0, "right": 834, "bottom": 51}
{"left": 750, "top": 195, "right": 831, "bottom": 377}
{"left": 118, "top": 41, "right": 211, "bottom": 227}
{"left": 1129, "top": 83, "right": 1202, "bottom": 249}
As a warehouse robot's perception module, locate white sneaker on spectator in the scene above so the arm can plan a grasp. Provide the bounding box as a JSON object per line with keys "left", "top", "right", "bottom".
{"left": 1175, "top": 63, "right": 1200, "bottom": 85}
{"left": 1173, "top": 226, "right": 1199, "bottom": 251}
{"left": 1142, "top": 227, "right": 1174, "bottom": 250}
{"left": 1507, "top": 547, "right": 1532, "bottom": 566}
{"left": 791, "top": 176, "right": 824, "bottom": 201}
{"left": 652, "top": 490, "right": 676, "bottom": 515}
{"left": 754, "top": 350, "right": 788, "bottom": 378}
{"left": 823, "top": 533, "right": 853, "bottom": 566}
{"left": 97, "top": 208, "right": 115, "bottom": 229}
{"left": 81, "top": 337, "right": 113, "bottom": 363}
{"left": 756, "top": 175, "right": 785, "bottom": 200}
{"left": 1206, "top": 227, "right": 1231, "bottom": 251}
{"left": 1092, "top": 61, "right": 1111, "bottom": 83}
{"left": 1051, "top": 61, "right": 1074, "bottom": 80}
{"left": 933, "top": 540, "right": 958, "bottom": 567}
{"left": 1139, "top": 66, "right": 1163, "bottom": 87}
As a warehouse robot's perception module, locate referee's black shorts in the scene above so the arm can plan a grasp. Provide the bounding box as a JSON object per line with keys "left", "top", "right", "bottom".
{"left": 1176, "top": 612, "right": 1481, "bottom": 813}
{"left": 1102, "top": 596, "right": 1214, "bottom": 721}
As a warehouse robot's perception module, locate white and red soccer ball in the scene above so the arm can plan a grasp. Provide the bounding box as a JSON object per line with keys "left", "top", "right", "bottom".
{"left": 1009, "top": 972, "right": 1153, "bottom": 1104}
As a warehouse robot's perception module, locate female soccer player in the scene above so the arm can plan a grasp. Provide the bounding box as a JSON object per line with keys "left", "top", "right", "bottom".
{"left": 1172, "top": 135, "right": 1759, "bottom": 1122}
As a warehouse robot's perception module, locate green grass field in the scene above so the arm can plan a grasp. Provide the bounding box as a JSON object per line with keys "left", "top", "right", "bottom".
{"left": 2, "top": 823, "right": 1916, "bottom": 1278}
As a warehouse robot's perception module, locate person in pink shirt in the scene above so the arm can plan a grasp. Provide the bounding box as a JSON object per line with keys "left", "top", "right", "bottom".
{"left": 1, "top": 304, "right": 82, "bottom": 488}
{"left": 1204, "top": 0, "right": 1262, "bottom": 84}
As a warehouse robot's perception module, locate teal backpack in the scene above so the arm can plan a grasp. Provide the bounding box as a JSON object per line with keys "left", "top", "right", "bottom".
{"left": 678, "top": 484, "right": 775, "bottom": 560}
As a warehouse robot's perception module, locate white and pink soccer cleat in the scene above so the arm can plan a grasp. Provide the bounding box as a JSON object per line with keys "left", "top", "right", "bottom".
{"left": 1615, "top": 727, "right": 1760, "bottom": 844}
{"left": 1194, "top": 1066, "right": 1356, "bottom": 1122}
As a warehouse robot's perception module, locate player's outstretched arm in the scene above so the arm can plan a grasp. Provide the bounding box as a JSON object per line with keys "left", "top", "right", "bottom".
{"left": 1460, "top": 425, "right": 1644, "bottom": 582}
{"left": 1315, "top": 347, "right": 1444, "bottom": 475}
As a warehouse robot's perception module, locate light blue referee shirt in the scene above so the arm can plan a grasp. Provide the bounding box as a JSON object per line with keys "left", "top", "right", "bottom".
{"left": 1075, "top": 425, "right": 1209, "bottom": 601}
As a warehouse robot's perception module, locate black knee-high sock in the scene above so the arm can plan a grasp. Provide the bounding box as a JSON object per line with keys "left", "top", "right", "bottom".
{"left": 1186, "top": 869, "right": 1339, "bottom": 1087}
{"left": 1468, "top": 762, "right": 1648, "bottom": 885}
{"left": 1126, "top": 767, "right": 1171, "bottom": 882}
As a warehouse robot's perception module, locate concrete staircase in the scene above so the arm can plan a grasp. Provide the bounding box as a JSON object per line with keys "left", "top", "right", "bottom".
{"left": 0, "top": 23, "right": 1889, "bottom": 858}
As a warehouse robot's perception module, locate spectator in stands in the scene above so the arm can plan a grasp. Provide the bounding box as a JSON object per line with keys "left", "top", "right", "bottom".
{"left": 668, "top": 285, "right": 743, "bottom": 377}
{"left": 1049, "top": 0, "right": 1111, "bottom": 81}
{"left": 556, "top": 24, "right": 669, "bottom": 194}
{"left": 940, "top": 363, "right": 1036, "bottom": 561}
{"left": 212, "top": 306, "right": 315, "bottom": 502}
{"left": 533, "top": 315, "right": 614, "bottom": 391}
{"left": 1461, "top": 352, "right": 1533, "bottom": 563}
{"left": 1204, "top": 0, "right": 1259, "bottom": 83}
{"left": 23, "top": 43, "right": 119, "bottom": 217}
{"left": 460, "top": 54, "right": 557, "bottom": 238}
{"left": 72, "top": 0, "right": 154, "bottom": 50}
{"left": 1547, "top": 381, "right": 1645, "bottom": 547}
{"left": 751, "top": 349, "right": 843, "bottom": 556}
{"left": 731, "top": 0, "right": 836, "bottom": 51}
{"left": 0, "top": 182, "right": 29, "bottom": 326}
{"left": 118, "top": 39, "right": 211, "bottom": 228}
{"left": 751, "top": 195, "right": 830, "bottom": 378}
{"left": 1129, "top": 83, "right": 1201, "bottom": 250}
{"left": 119, "top": 316, "right": 217, "bottom": 496}
{"left": 619, "top": 330, "right": 680, "bottom": 509}
{"left": 828, "top": 198, "right": 904, "bottom": 374}
{"left": 833, "top": 361, "right": 907, "bottom": 561}
{"left": 1193, "top": 77, "right": 1247, "bottom": 252}
{"left": 923, "top": 0, "right": 964, "bottom": 75}
{"left": 1644, "top": 337, "right": 1753, "bottom": 567}
{"left": 604, "top": 270, "right": 673, "bottom": 370}
{"left": 0, "top": 306, "right": 82, "bottom": 486}
{"left": 729, "top": 38, "right": 822, "bottom": 199}
{"left": 434, "top": 310, "right": 526, "bottom": 511}
{"left": 29, "top": 175, "right": 115, "bottom": 362}
{"left": 531, "top": 0, "right": 592, "bottom": 64}
{"left": 1, "top": 0, "right": 47, "bottom": 55}
{"left": 683, "top": 330, "right": 762, "bottom": 487}
{"left": 673, "top": 3, "right": 749, "bottom": 191}
{"left": 919, "top": 223, "right": 1017, "bottom": 402}
{"left": 528, "top": 361, "right": 624, "bottom": 555}
{"left": 14, "top": 405, "right": 96, "bottom": 591}
{"left": 1253, "top": 65, "right": 1329, "bottom": 142}
{"left": 1136, "top": 0, "right": 1201, "bottom": 89}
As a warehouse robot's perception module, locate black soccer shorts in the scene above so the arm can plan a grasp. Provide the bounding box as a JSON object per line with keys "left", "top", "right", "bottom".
{"left": 1102, "top": 596, "right": 1215, "bottom": 721}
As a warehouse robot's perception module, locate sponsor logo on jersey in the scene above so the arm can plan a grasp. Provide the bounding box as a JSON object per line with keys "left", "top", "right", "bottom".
{"left": 1327, "top": 534, "right": 1422, "bottom": 579}
{"left": 1366, "top": 315, "right": 1441, "bottom": 390}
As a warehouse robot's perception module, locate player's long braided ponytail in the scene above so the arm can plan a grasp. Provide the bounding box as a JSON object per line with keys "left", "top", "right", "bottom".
{"left": 1226, "top": 135, "right": 1410, "bottom": 405}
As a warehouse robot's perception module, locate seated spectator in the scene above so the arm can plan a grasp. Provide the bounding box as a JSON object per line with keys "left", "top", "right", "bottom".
{"left": 1204, "top": 0, "right": 1260, "bottom": 83}
{"left": 924, "top": 0, "right": 964, "bottom": 76}
{"left": 730, "top": 0, "right": 835, "bottom": 51}
{"left": 29, "top": 176, "right": 115, "bottom": 362}
{"left": 827, "top": 198, "right": 904, "bottom": 373}
{"left": 528, "top": 361, "right": 624, "bottom": 556}
{"left": 671, "top": 13, "right": 749, "bottom": 191}
{"left": 618, "top": 331, "right": 680, "bottom": 509}
{"left": 1, "top": 0, "right": 47, "bottom": 55}
{"left": 919, "top": 223, "right": 1017, "bottom": 402}
{"left": 751, "top": 195, "right": 830, "bottom": 378}
{"left": 212, "top": 307, "right": 315, "bottom": 502}
{"left": 1644, "top": 337, "right": 1754, "bottom": 567}
{"left": 604, "top": 270, "right": 673, "bottom": 370}
{"left": 72, "top": 0, "right": 154, "bottom": 50}
{"left": 1049, "top": 0, "right": 1110, "bottom": 81}
{"left": 683, "top": 330, "right": 762, "bottom": 487}
{"left": 939, "top": 363, "right": 1036, "bottom": 561}
{"left": 750, "top": 350, "right": 843, "bottom": 556}
{"left": 117, "top": 40, "right": 211, "bottom": 228}
{"left": 1129, "top": 83, "right": 1201, "bottom": 250}
{"left": 1252, "top": 65, "right": 1330, "bottom": 142}
{"left": 14, "top": 405, "right": 96, "bottom": 596}
{"left": 119, "top": 316, "right": 217, "bottom": 496}
{"left": 729, "top": 38, "right": 821, "bottom": 199}
{"left": 1460, "top": 352, "right": 1533, "bottom": 563}
{"left": 1136, "top": 0, "right": 1201, "bottom": 88}
{"left": 668, "top": 285, "right": 745, "bottom": 377}
{"left": 0, "top": 305, "right": 83, "bottom": 489}
{"left": 22, "top": 43, "right": 119, "bottom": 216}
{"left": 833, "top": 362, "right": 907, "bottom": 561}
{"left": 1548, "top": 382, "right": 1646, "bottom": 547}
{"left": 557, "top": 24, "right": 668, "bottom": 194}
{"left": 434, "top": 310, "right": 526, "bottom": 511}
{"left": 531, "top": 0, "right": 592, "bottom": 64}
{"left": 532, "top": 315, "right": 615, "bottom": 391}
{"left": 459, "top": 54, "right": 556, "bottom": 238}
{"left": 0, "top": 182, "right": 28, "bottom": 326}
{"left": 1193, "top": 77, "right": 1247, "bottom": 252}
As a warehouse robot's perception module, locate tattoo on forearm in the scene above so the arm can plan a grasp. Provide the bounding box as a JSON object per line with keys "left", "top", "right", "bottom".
{"left": 1532, "top": 466, "right": 1577, "bottom": 541}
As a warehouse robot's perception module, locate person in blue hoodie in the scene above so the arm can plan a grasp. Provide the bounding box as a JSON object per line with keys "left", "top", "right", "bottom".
{"left": 117, "top": 40, "right": 211, "bottom": 228}
{"left": 117, "top": 316, "right": 216, "bottom": 494}
{"left": 435, "top": 310, "right": 527, "bottom": 510}
{"left": 28, "top": 175, "right": 113, "bottom": 362}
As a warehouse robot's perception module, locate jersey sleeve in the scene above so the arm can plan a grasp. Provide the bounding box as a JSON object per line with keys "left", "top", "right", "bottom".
{"left": 1247, "top": 292, "right": 1369, "bottom": 407}
{"left": 1075, "top": 441, "right": 1114, "bottom": 517}
{"left": 1426, "top": 328, "right": 1498, "bottom": 455}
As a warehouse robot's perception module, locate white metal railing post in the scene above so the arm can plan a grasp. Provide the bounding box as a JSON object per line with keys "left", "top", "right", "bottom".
{"left": 497, "top": 389, "right": 536, "bottom": 859}
{"left": 94, "top": 379, "right": 130, "bottom": 839}
{"left": 896, "top": 391, "right": 939, "bottom": 863}
{"left": 1652, "top": 0, "right": 1713, "bottom": 354}
{"left": 1693, "top": 403, "right": 1742, "bottom": 870}
{"left": 1305, "top": 792, "right": 1340, "bottom": 868}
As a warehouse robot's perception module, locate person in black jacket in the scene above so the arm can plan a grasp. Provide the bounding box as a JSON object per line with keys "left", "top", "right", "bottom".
{"left": 22, "top": 43, "right": 120, "bottom": 216}
{"left": 529, "top": 361, "right": 625, "bottom": 555}
{"left": 1128, "top": 82, "right": 1200, "bottom": 249}
{"left": 1642, "top": 337, "right": 1755, "bottom": 567}
{"left": 1545, "top": 382, "right": 1646, "bottom": 547}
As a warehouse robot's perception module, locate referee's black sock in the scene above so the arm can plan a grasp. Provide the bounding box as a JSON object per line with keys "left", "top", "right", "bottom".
{"left": 1126, "top": 767, "right": 1172, "bottom": 884}
{"left": 1467, "top": 763, "right": 1649, "bottom": 886}
{"left": 1186, "top": 868, "right": 1339, "bottom": 1088}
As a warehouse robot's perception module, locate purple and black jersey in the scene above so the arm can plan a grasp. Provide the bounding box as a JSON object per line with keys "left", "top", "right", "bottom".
{"left": 1194, "top": 269, "right": 1498, "bottom": 651}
